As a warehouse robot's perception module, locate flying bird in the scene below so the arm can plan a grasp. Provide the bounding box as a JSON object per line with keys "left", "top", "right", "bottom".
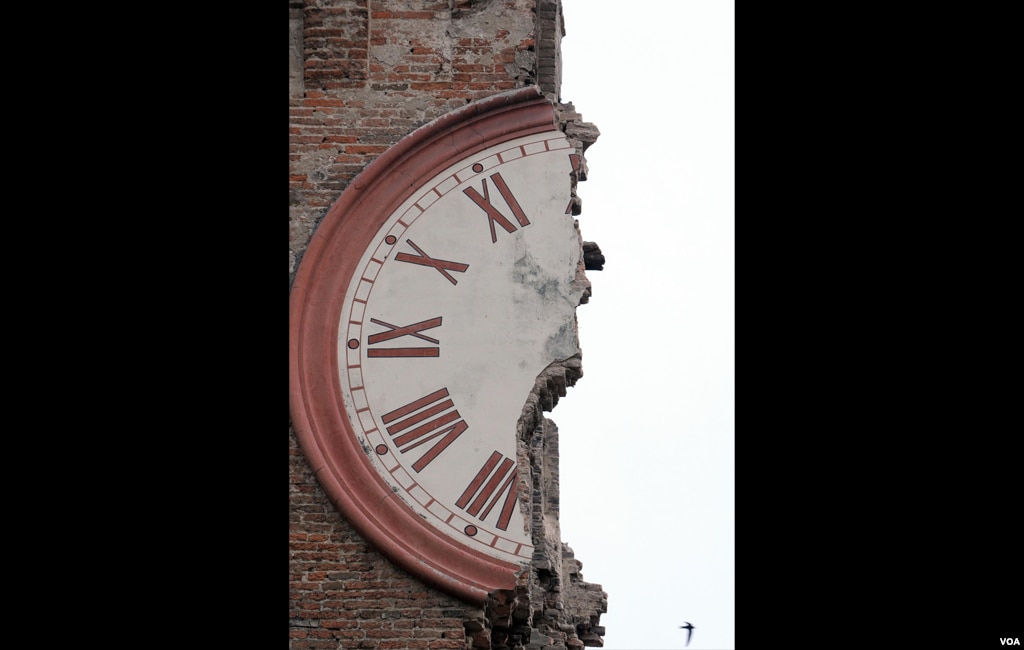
{"left": 679, "top": 622, "right": 695, "bottom": 647}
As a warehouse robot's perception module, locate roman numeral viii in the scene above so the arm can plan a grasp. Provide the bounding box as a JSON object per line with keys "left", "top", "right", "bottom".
{"left": 367, "top": 316, "right": 441, "bottom": 357}
{"left": 456, "top": 451, "right": 518, "bottom": 531}
{"left": 463, "top": 172, "right": 530, "bottom": 244}
{"left": 382, "top": 388, "right": 468, "bottom": 473}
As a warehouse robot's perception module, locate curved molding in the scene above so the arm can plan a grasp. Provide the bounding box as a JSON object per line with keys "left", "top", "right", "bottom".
{"left": 290, "top": 86, "right": 558, "bottom": 604}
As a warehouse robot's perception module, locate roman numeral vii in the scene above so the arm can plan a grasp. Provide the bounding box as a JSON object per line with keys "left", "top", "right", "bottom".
{"left": 456, "top": 450, "right": 518, "bottom": 531}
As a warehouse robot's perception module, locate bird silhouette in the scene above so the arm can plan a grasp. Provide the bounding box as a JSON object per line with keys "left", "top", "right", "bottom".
{"left": 679, "top": 622, "right": 695, "bottom": 647}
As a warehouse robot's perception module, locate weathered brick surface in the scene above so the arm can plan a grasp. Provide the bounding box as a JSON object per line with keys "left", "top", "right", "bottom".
{"left": 290, "top": 426, "right": 473, "bottom": 647}
{"left": 289, "top": 2, "right": 604, "bottom": 648}
{"left": 289, "top": 0, "right": 543, "bottom": 275}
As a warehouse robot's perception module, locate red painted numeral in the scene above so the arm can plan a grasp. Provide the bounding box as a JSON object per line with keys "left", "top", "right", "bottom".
{"left": 367, "top": 316, "right": 441, "bottom": 357}
{"left": 455, "top": 450, "right": 518, "bottom": 531}
{"left": 463, "top": 172, "right": 530, "bottom": 244}
{"left": 394, "top": 239, "right": 469, "bottom": 285}
{"left": 382, "top": 388, "right": 468, "bottom": 472}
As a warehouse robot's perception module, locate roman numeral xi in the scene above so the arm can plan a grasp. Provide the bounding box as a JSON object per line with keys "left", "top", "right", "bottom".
{"left": 463, "top": 172, "right": 530, "bottom": 244}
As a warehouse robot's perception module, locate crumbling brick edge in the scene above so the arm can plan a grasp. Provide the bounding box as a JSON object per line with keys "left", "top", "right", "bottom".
{"left": 461, "top": 98, "right": 608, "bottom": 650}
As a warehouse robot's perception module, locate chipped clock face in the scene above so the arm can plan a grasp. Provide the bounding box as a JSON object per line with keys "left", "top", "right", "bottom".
{"left": 337, "top": 130, "right": 585, "bottom": 565}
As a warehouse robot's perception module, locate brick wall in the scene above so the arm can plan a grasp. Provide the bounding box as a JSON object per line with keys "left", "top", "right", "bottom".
{"left": 289, "top": 2, "right": 604, "bottom": 648}
{"left": 290, "top": 0, "right": 542, "bottom": 275}
{"left": 290, "top": 423, "right": 477, "bottom": 648}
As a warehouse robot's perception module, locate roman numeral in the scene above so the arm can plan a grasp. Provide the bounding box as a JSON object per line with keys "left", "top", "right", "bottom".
{"left": 455, "top": 450, "right": 518, "bottom": 531}
{"left": 394, "top": 239, "right": 469, "bottom": 285}
{"left": 366, "top": 316, "right": 442, "bottom": 357}
{"left": 463, "top": 172, "right": 530, "bottom": 244}
{"left": 382, "top": 388, "right": 468, "bottom": 472}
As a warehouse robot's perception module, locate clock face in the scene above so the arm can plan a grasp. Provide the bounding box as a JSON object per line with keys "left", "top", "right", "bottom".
{"left": 338, "top": 129, "right": 585, "bottom": 565}
{"left": 290, "top": 87, "right": 583, "bottom": 601}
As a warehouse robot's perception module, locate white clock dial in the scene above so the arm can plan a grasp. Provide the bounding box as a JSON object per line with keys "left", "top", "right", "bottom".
{"left": 338, "top": 130, "right": 584, "bottom": 564}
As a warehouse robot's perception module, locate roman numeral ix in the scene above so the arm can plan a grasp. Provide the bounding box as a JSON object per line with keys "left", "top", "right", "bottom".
{"left": 367, "top": 316, "right": 442, "bottom": 357}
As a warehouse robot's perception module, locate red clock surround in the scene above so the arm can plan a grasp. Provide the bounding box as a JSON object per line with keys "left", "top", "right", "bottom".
{"left": 289, "top": 87, "right": 563, "bottom": 603}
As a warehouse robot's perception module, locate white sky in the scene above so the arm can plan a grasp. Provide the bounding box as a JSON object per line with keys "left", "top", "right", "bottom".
{"left": 553, "top": 2, "right": 735, "bottom": 649}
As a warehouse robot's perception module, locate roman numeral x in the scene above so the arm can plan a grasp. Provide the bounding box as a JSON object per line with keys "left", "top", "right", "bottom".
{"left": 394, "top": 239, "right": 469, "bottom": 285}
